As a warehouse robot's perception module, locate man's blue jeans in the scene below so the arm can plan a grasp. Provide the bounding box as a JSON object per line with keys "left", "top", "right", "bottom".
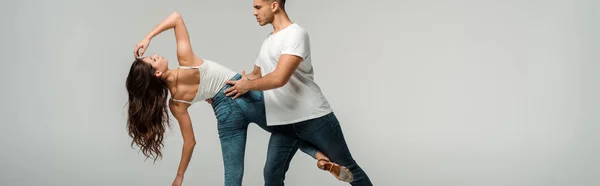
{"left": 263, "top": 113, "right": 373, "bottom": 186}
{"left": 210, "top": 74, "right": 318, "bottom": 186}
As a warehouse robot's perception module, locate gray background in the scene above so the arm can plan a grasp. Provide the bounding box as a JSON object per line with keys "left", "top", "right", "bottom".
{"left": 1, "top": 0, "right": 598, "bottom": 185}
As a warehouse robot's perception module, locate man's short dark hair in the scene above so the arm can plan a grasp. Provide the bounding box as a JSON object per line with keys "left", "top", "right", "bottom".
{"left": 265, "top": 0, "right": 286, "bottom": 10}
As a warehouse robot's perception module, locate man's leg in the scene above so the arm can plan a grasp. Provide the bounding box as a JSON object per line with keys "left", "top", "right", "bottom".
{"left": 295, "top": 112, "right": 373, "bottom": 186}
{"left": 263, "top": 125, "right": 303, "bottom": 186}
{"left": 239, "top": 90, "right": 319, "bottom": 159}
{"left": 253, "top": 118, "right": 318, "bottom": 159}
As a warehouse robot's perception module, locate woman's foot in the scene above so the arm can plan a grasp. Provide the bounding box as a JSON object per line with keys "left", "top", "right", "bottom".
{"left": 317, "top": 159, "right": 354, "bottom": 183}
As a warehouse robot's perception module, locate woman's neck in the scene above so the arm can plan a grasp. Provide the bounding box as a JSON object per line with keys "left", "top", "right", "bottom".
{"left": 163, "top": 69, "right": 180, "bottom": 88}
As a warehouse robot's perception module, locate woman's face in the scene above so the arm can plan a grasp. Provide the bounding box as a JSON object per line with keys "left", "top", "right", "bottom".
{"left": 142, "top": 54, "right": 169, "bottom": 77}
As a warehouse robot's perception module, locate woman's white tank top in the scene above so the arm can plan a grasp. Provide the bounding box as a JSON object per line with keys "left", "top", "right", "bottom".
{"left": 170, "top": 59, "right": 237, "bottom": 105}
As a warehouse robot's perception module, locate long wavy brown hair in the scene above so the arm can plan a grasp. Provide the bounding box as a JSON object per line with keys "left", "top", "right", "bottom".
{"left": 125, "top": 58, "right": 171, "bottom": 163}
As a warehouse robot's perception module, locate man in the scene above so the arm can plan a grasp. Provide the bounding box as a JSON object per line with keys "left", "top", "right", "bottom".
{"left": 224, "top": 0, "right": 373, "bottom": 185}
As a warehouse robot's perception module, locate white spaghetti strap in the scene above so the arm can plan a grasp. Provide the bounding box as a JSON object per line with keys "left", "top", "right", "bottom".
{"left": 179, "top": 66, "right": 202, "bottom": 69}
{"left": 171, "top": 98, "right": 193, "bottom": 104}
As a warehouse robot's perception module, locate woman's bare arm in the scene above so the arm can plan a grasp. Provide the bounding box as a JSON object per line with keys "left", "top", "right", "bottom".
{"left": 140, "top": 11, "right": 202, "bottom": 67}
{"left": 168, "top": 100, "right": 196, "bottom": 179}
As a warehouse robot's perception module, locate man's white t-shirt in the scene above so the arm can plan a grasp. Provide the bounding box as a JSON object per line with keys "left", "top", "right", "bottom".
{"left": 255, "top": 23, "right": 333, "bottom": 126}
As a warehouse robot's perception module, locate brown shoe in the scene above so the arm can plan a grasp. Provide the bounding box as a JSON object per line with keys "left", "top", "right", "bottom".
{"left": 317, "top": 159, "right": 354, "bottom": 183}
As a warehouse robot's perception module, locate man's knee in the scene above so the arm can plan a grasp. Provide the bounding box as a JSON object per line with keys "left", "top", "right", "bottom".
{"left": 263, "top": 163, "right": 284, "bottom": 186}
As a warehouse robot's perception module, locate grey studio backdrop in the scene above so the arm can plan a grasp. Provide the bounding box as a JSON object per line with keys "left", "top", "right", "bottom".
{"left": 1, "top": 0, "right": 598, "bottom": 186}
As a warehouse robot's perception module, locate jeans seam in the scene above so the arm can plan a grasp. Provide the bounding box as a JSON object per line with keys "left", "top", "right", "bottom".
{"left": 215, "top": 99, "right": 234, "bottom": 126}
{"left": 326, "top": 114, "right": 346, "bottom": 144}
{"left": 279, "top": 139, "right": 299, "bottom": 184}
{"left": 326, "top": 113, "right": 339, "bottom": 127}
{"left": 231, "top": 97, "right": 251, "bottom": 123}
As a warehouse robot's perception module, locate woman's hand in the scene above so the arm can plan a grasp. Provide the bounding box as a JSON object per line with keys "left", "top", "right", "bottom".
{"left": 134, "top": 38, "right": 150, "bottom": 58}
{"left": 172, "top": 175, "right": 184, "bottom": 186}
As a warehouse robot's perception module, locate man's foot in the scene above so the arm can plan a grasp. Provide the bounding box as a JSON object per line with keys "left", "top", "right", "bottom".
{"left": 317, "top": 159, "right": 354, "bottom": 183}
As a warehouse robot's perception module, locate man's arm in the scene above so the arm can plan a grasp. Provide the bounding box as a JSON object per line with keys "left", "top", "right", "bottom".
{"left": 245, "top": 65, "right": 262, "bottom": 80}
{"left": 244, "top": 28, "right": 309, "bottom": 90}
{"left": 224, "top": 28, "right": 308, "bottom": 98}
{"left": 245, "top": 55, "right": 302, "bottom": 90}
{"left": 224, "top": 55, "right": 301, "bottom": 98}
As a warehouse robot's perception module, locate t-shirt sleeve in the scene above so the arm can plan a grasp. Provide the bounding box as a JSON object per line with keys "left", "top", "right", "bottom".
{"left": 281, "top": 29, "right": 310, "bottom": 60}
{"left": 254, "top": 56, "right": 261, "bottom": 67}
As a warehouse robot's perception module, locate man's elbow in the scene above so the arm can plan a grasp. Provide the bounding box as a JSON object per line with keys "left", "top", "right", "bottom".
{"left": 274, "top": 77, "right": 289, "bottom": 88}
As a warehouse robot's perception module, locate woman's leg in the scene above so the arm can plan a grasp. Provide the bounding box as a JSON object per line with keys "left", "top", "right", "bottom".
{"left": 217, "top": 120, "right": 248, "bottom": 186}
{"left": 212, "top": 91, "right": 251, "bottom": 186}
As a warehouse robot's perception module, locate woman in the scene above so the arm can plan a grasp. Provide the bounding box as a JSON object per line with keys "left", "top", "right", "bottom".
{"left": 125, "top": 11, "right": 353, "bottom": 186}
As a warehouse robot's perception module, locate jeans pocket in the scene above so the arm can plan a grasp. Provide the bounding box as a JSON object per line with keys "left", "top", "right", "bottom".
{"left": 324, "top": 113, "right": 346, "bottom": 141}
{"left": 214, "top": 99, "right": 233, "bottom": 124}
{"left": 325, "top": 113, "right": 340, "bottom": 128}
